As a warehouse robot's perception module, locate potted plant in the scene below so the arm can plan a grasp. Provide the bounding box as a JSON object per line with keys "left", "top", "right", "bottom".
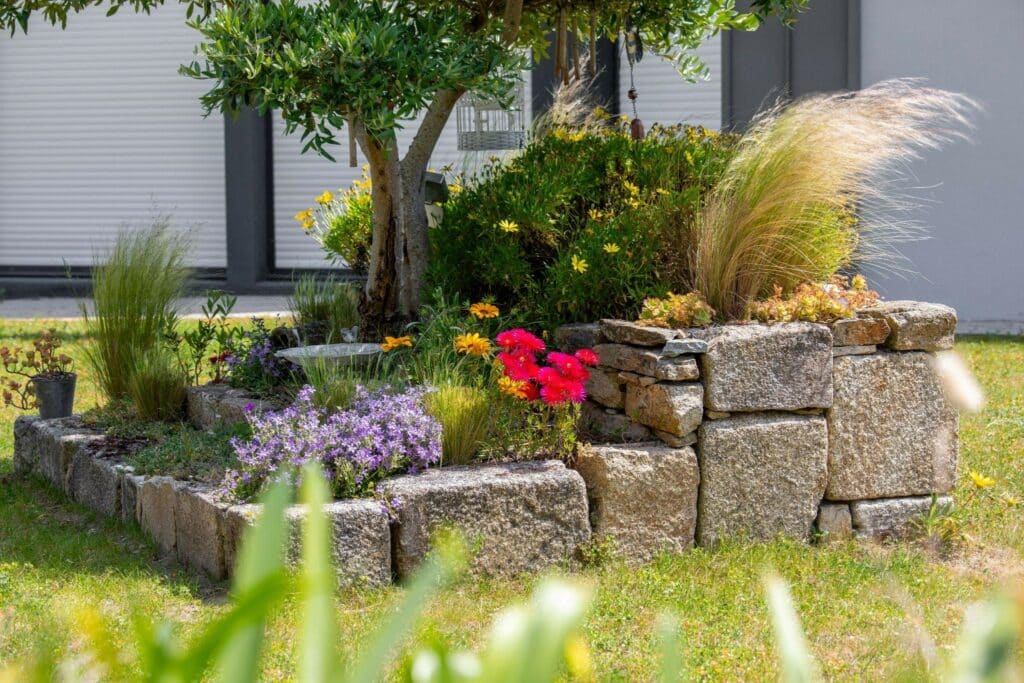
{"left": 1, "top": 329, "right": 76, "bottom": 418}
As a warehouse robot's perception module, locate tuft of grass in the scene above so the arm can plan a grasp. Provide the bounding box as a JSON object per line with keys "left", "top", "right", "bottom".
{"left": 126, "top": 348, "right": 187, "bottom": 423}
{"left": 690, "top": 79, "right": 977, "bottom": 319}
{"left": 127, "top": 422, "right": 246, "bottom": 483}
{"left": 288, "top": 275, "right": 361, "bottom": 344}
{"left": 425, "top": 384, "right": 491, "bottom": 466}
{"left": 83, "top": 222, "right": 190, "bottom": 401}
{"left": 298, "top": 354, "right": 393, "bottom": 412}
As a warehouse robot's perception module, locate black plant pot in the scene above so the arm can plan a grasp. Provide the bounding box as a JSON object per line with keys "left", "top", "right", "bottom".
{"left": 32, "top": 372, "right": 76, "bottom": 419}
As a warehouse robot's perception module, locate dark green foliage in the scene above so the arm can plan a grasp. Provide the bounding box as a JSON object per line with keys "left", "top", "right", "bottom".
{"left": 428, "top": 122, "right": 736, "bottom": 330}
{"left": 128, "top": 422, "right": 248, "bottom": 483}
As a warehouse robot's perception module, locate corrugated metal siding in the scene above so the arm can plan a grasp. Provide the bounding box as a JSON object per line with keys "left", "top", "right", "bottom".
{"left": 0, "top": 5, "right": 226, "bottom": 267}
{"left": 273, "top": 77, "right": 532, "bottom": 269}
{"left": 618, "top": 35, "right": 722, "bottom": 129}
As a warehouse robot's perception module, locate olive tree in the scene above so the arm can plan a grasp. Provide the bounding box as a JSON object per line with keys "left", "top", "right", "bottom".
{"left": 3, "top": 0, "right": 806, "bottom": 334}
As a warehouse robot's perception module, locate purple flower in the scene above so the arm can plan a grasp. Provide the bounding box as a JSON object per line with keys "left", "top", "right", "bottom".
{"left": 244, "top": 402, "right": 255, "bottom": 413}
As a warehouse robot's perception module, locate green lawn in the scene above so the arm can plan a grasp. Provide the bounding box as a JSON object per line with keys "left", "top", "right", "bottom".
{"left": 1, "top": 319, "right": 1021, "bottom": 680}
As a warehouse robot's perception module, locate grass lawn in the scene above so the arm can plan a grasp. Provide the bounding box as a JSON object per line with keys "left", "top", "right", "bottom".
{"left": 0, "top": 318, "right": 1021, "bottom": 679}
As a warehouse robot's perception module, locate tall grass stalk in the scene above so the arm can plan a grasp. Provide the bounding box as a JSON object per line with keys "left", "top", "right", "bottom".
{"left": 83, "top": 223, "right": 190, "bottom": 400}
{"left": 300, "top": 355, "right": 393, "bottom": 411}
{"left": 425, "top": 384, "right": 491, "bottom": 466}
{"left": 691, "top": 79, "right": 976, "bottom": 319}
{"left": 127, "top": 348, "right": 188, "bottom": 422}
{"left": 288, "top": 275, "right": 361, "bottom": 343}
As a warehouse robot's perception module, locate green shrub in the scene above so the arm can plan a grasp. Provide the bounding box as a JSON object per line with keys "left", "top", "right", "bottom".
{"left": 83, "top": 222, "right": 190, "bottom": 401}
{"left": 127, "top": 348, "right": 188, "bottom": 422}
{"left": 428, "top": 120, "right": 736, "bottom": 331}
{"left": 425, "top": 384, "right": 491, "bottom": 466}
{"left": 288, "top": 274, "right": 361, "bottom": 344}
{"left": 297, "top": 170, "right": 373, "bottom": 272}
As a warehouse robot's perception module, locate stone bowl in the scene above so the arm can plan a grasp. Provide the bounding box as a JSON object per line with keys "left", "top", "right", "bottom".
{"left": 275, "top": 343, "right": 383, "bottom": 371}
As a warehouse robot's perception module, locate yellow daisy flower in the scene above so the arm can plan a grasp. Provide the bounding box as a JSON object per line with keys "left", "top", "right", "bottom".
{"left": 498, "top": 376, "right": 530, "bottom": 400}
{"left": 315, "top": 190, "right": 334, "bottom": 205}
{"left": 498, "top": 219, "right": 519, "bottom": 234}
{"left": 603, "top": 243, "right": 621, "bottom": 255}
{"left": 622, "top": 180, "right": 640, "bottom": 196}
{"left": 571, "top": 254, "right": 588, "bottom": 273}
{"left": 1001, "top": 493, "right": 1020, "bottom": 507}
{"left": 301, "top": 218, "right": 315, "bottom": 231}
{"left": 381, "top": 335, "right": 413, "bottom": 352}
{"left": 469, "top": 302, "right": 500, "bottom": 319}
{"left": 969, "top": 469, "right": 996, "bottom": 488}
{"left": 294, "top": 208, "right": 313, "bottom": 222}
{"left": 454, "top": 332, "right": 491, "bottom": 356}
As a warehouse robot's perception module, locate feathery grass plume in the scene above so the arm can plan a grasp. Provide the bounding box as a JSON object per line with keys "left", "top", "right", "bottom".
{"left": 691, "top": 79, "right": 977, "bottom": 319}
{"left": 83, "top": 221, "right": 190, "bottom": 401}
{"left": 126, "top": 347, "right": 187, "bottom": 422}
{"left": 529, "top": 65, "right": 606, "bottom": 140}
{"left": 425, "top": 384, "right": 491, "bottom": 466}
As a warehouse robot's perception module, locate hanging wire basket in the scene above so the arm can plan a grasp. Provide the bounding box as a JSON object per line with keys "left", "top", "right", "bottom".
{"left": 456, "top": 80, "right": 527, "bottom": 152}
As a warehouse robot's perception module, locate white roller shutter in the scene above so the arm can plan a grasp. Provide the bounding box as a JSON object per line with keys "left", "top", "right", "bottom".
{"left": 273, "top": 77, "right": 531, "bottom": 269}
{"left": 0, "top": 5, "right": 226, "bottom": 268}
{"left": 618, "top": 35, "right": 722, "bottom": 129}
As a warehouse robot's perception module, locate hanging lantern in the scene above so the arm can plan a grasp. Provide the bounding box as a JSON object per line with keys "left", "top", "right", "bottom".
{"left": 456, "top": 79, "right": 527, "bottom": 152}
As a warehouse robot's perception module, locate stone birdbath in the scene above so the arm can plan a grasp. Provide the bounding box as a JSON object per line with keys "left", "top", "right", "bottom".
{"left": 276, "top": 343, "right": 383, "bottom": 371}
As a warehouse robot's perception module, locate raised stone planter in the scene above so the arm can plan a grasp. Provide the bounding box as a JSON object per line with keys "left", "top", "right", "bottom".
{"left": 379, "top": 461, "right": 590, "bottom": 578}
{"left": 187, "top": 384, "right": 280, "bottom": 430}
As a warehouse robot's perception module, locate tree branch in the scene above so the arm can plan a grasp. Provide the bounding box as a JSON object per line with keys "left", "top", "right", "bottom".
{"left": 402, "top": 88, "right": 464, "bottom": 171}
{"left": 501, "top": 0, "right": 524, "bottom": 45}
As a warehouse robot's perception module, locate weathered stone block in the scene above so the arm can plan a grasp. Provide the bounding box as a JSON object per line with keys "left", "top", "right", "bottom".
{"left": 379, "top": 461, "right": 590, "bottom": 578}
{"left": 697, "top": 413, "right": 828, "bottom": 546}
{"left": 586, "top": 368, "right": 625, "bottom": 409}
{"left": 599, "top": 319, "right": 676, "bottom": 346}
{"left": 13, "top": 416, "right": 103, "bottom": 489}
{"left": 860, "top": 301, "right": 957, "bottom": 351}
{"left": 574, "top": 443, "right": 699, "bottom": 561}
{"left": 832, "top": 344, "right": 877, "bottom": 357}
{"left": 187, "top": 384, "right": 278, "bottom": 431}
{"left": 826, "top": 352, "right": 958, "bottom": 500}
{"left": 554, "top": 323, "right": 602, "bottom": 353}
{"left": 285, "top": 500, "right": 392, "bottom": 586}
{"left": 831, "top": 317, "right": 890, "bottom": 347}
{"left": 593, "top": 344, "right": 699, "bottom": 381}
{"left": 138, "top": 476, "right": 178, "bottom": 554}
{"left": 653, "top": 429, "right": 697, "bottom": 448}
{"left": 815, "top": 502, "right": 853, "bottom": 542}
{"left": 661, "top": 338, "right": 709, "bottom": 357}
{"left": 66, "top": 447, "right": 121, "bottom": 518}
{"left": 695, "top": 323, "right": 833, "bottom": 412}
{"left": 580, "top": 402, "right": 652, "bottom": 443}
{"left": 175, "top": 485, "right": 230, "bottom": 579}
{"left": 624, "top": 382, "right": 702, "bottom": 437}
{"left": 850, "top": 496, "right": 952, "bottom": 539}
{"left": 121, "top": 472, "right": 143, "bottom": 526}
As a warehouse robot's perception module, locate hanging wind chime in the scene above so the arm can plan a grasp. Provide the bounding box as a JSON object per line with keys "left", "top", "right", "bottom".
{"left": 624, "top": 21, "right": 645, "bottom": 141}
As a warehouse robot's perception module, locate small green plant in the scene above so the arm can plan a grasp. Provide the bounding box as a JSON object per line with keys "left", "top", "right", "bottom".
{"left": 425, "top": 384, "right": 492, "bottom": 466}
{"left": 297, "top": 171, "right": 373, "bottom": 272}
{"left": 298, "top": 353, "right": 392, "bottom": 412}
{"left": 0, "top": 329, "right": 74, "bottom": 410}
{"left": 128, "top": 422, "right": 247, "bottom": 482}
{"left": 83, "top": 221, "right": 190, "bottom": 401}
{"left": 288, "top": 275, "right": 361, "bottom": 344}
{"left": 127, "top": 347, "right": 188, "bottom": 423}
{"left": 637, "top": 291, "right": 715, "bottom": 329}
{"left": 174, "top": 289, "right": 240, "bottom": 385}
{"left": 746, "top": 274, "right": 879, "bottom": 324}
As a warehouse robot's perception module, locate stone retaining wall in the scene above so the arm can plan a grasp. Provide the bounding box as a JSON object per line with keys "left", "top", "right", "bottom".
{"left": 12, "top": 300, "right": 959, "bottom": 583}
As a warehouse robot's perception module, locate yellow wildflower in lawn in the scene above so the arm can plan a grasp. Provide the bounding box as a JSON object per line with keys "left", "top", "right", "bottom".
{"left": 625, "top": 197, "right": 643, "bottom": 209}
{"left": 498, "top": 376, "right": 530, "bottom": 400}
{"left": 571, "top": 254, "right": 588, "bottom": 273}
{"left": 588, "top": 208, "right": 605, "bottom": 222}
{"left": 656, "top": 187, "right": 670, "bottom": 196}
{"left": 603, "top": 243, "right": 621, "bottom": 255}
{"left": 315, "top": 190, "right": 334, "bottom": 205}
{"left": 622, "top": 180, "right": 640, "bottom": 196}
{"left": 969, "top": 469, "right": 996, "bottom": 488}
{"left": 469, "top": 302, "right": 500, "bottom": 319}
{"left": 381, "top": 335, "right": 413, "bottom": 352}
{"left": 1001, "top": 492, "right": 1020, "bottom": 507}
{"left": 498, "top": 219, "right": 519, "bottom": 233}
{"left": 454, "top": 332, "right": 491, "bottom": 356}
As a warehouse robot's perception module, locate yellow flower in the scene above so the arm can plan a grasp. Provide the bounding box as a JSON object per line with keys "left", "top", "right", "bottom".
{"left": 381, "top": 335, "right": 413, "bottom": 352}
{"left": 1001, "top": 493, "right": 1020, "bottom": 507}
{"left": 851, "top": 274, "right": 868, "bottom": 291}
{"left": 603, "top": 243, "right": 621, "bottom": 255}
{"left": 588, "top": 208, "right": 605, "bottom": 222}
{"left": 498, "top": 376, "right": 530, "bottom": 400}
{"left": 625, "top": 197, "right": 643, "bottom": 209}
{"left": 469, "top": 302, "right": 500, "bottom": 319}
{"left": 655, "top": 187, "right": 670, "bottom": 196}
{"left": 622, "top": 180, "right": 640, "bottom": 196}
{"left": 449, "top": 181, "right": 463, "bottom": 195}
{"left": 969, "top": 469, "right": 996, "bottom": 488}
{"left": 564, "top": 635, "right": 593, "bottom": 681}
{"left": 315, "top": 190, "right": 334, "bottom": 205}
{"left": 454, "top": 332, "right": 491, "bottom": 356}
{"left": 571, "top": 254, "right": 588, "bottom": 273}
{"left": 294, "top": 208, "right": 314, "bottom": 223}
{"left": 301, "top": 218, "right": 315, "bottom": 231}
{"left": 498, "top": 219, "right": 519, "bottom": 234}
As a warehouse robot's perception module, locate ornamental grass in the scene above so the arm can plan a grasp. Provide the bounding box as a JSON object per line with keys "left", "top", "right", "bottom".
{"left": 425, "top": 384, "right": 491, "bottom": 466}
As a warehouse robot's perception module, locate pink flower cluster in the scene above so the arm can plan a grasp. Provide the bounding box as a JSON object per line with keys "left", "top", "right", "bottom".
{"left": 495, "top": 329, "right": 600, "bottom": 406}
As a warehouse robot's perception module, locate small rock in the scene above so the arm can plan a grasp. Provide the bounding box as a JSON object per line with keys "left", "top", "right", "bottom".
{"left": 697, "top": 413, "right": 828, "bottom": 546}
{"left": 625, "top": 382, "right": 703, "bottom": 436}
{"left": 860, "top": 301, "right": 957, "bottom": 351}
{"left": 580, "top": 402, "right": 653, "bottom": 443}
{"left": 653, "top": 429, "right": 697, "bottom": 448}
{"left": 599, "top": 319, "right": 676, "bottom": 346}
{"left": 554, "top": 323, "right": 603, "bottom": 353}
{"left": 617, "top": 371, "right": 641, "bottom": 384}
{"left": 850, "top": 496, "right": 953, "bottom": 540}
{"left": 815, "top": 503, "right": 853, "bottom": 541}
{"left": 661, "top": 338, "right": 709, "bottom": 357}
{"left": 695, "top": 323, "right": 833, "bottom": 412}
{"left": 832, "top": 344, "right": 876, "bottom": 357}
{"left": 594, "top": 344, "right": 699, "bottom": 381}
{"left": 585, "top": 368, "right": 625, "bottom": 410}
{"left": 574, "top": 443, "right": 700, "bottom": 561}
{"left": 379, "top": 461, "right": 590, "bottom": 578}
{"left": 831, "top": 317, "right": 890, "bottom": 347}
{"left": 705, "top": 410, "right": 731, "bottom": 420}
{"left": 638, "top": 376, "right": 657, "bottom": 386}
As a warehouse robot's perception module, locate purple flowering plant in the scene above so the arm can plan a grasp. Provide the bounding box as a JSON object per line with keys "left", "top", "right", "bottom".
{"left": 221, "top": 383, "right": 441, "bottom": 502}
{"left": 225, "top": 318, "right": 299, "bottom": 397}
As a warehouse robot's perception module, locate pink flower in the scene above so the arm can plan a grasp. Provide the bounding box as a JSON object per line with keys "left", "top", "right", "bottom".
{"left": 574, "top": 348, "right": 599, "bottom": 367}
{"left": 546, "top": 352, "right": 590, "bottom": 383}
{"left": 497, "top": 350, "right": 540, "bottom": 382}
{"left": 496, "top": 328, "right": 546, "bottom": 353}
